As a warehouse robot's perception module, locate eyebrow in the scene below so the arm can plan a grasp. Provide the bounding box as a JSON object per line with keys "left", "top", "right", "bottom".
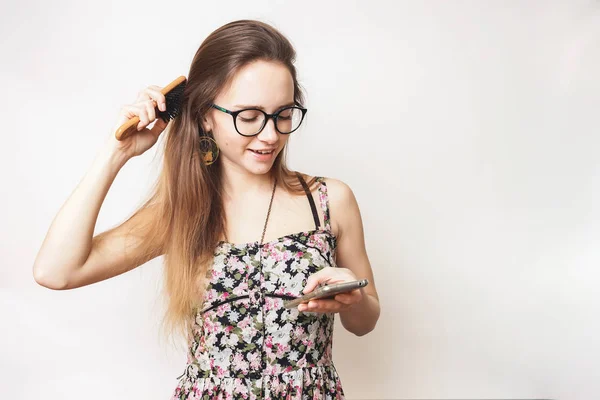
{"left": 233, "top": 102, "right": 296, "bottom": 111}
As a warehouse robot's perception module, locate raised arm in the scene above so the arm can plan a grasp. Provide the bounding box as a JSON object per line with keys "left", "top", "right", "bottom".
{"left": 33, "top": 85, "right": 170, "bottom": 289}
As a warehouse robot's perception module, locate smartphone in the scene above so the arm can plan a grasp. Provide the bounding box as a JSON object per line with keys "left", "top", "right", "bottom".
{"left": 283, "top": 279, "right": 369, "bottom": 309}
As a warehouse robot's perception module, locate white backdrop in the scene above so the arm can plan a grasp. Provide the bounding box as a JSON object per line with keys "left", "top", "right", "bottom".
{"left": 1, "top": 0, "right": 599, "bottom": 399}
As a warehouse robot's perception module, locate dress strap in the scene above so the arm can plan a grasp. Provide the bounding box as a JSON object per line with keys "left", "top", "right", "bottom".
{"left": 316, "top": 177, "right": 331, "bottom": 231}
{"left": 295, "top": 172, "right": 320, "bottom": 230}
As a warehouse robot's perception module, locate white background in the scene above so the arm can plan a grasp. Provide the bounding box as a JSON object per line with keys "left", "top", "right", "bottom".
{"left": 1, "top": 0, "right": 599, "bottom": 399}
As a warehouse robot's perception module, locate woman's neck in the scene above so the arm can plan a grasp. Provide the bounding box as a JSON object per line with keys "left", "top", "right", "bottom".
{"left": 220, "top": 163, "right": 275, "bottom": 200}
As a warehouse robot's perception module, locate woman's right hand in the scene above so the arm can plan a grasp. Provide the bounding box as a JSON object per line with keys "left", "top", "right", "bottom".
{"left": 107, "top": 85, "right": 170, "bottom": 160}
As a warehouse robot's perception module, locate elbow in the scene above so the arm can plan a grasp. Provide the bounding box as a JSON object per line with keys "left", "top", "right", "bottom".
{"left": 33, "top": 264, "right": 69, "bottom": 290}
{"left": 354, "top": 329, "right": 372, "bottom": 337}
{"left": 342, "top": 313, "right": 380, "bottom": 337}
{"left": 343, "top": 303, "right": 381, "bottom": 337}
{"left": 350, "top": 321, "right": 378, "bottom": 337}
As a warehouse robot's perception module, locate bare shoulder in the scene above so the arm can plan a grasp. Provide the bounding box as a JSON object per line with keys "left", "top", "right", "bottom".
{"left": 312, "top": 175, "right": 359, "bottom": 238}
{"left": 293, "top": 172, "right": 357, "bottom": 209}
{"left": 294, "top": 173, "right": 353, "bottom": 198}
{"left": 320, "top": 177, "right": 354, "bottom": 203}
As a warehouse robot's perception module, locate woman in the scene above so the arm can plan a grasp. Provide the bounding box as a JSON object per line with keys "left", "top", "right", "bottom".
{"left": 33, "top": 19, "right": 380, "bottom": 399}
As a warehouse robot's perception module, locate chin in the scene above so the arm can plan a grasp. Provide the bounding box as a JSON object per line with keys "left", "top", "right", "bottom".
{"left": 246, "top": 163, "right": 275, "bottom": 176}
{"left": 243, "top": 149, "right": 281, "bottom": 174}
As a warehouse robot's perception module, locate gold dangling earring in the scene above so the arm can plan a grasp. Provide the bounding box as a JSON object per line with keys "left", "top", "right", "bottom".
{"left": 199, "top": 130, "right": 219, "bottom": 166}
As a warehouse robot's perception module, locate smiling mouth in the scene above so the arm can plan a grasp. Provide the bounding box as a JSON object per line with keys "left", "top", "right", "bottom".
{"left": 250, "top": 149, "right": 275, "bottom": 155}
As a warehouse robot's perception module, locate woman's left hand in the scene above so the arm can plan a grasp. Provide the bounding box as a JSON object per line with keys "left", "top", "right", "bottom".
{"left": 298, "top": 267, "right": 364, "bottom": 313}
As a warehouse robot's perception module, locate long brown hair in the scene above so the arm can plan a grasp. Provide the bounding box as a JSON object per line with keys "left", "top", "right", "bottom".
{"left": 124, "top": 20, "right": 318, "bottom": 344}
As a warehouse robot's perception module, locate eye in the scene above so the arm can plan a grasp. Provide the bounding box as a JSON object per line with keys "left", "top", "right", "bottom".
{"left": 238, "top": 109, "right": 263, "bottom": 122}
{"left": 240, "top": 116, "right": 259, "bottom": 122}
{"left": 277, "top": 108, "right": 293, "bottom": 120}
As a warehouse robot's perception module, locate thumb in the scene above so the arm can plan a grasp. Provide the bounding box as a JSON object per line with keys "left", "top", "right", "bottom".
{"left": 303, "top": 268, "right": 331, "bottom": 294}
{"left": 149, "top": 118, "right": 168, "bottom": 137}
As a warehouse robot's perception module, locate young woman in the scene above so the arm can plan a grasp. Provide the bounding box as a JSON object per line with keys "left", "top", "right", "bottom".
{"left": 33, "top": 19, "right": 380, "bottom": 399}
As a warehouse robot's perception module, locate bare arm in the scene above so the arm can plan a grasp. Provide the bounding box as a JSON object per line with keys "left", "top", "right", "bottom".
{"left": 33, "top": 145, "right": 162, "bottom": 290}
{"left": 330, "top": 179, "right": 380, "bottom": 336}
{"left": 33, "top": 85, "right": 170, "bottom": 290}
{"left": 300, "top": 178, "right": 381, "bottom": 336}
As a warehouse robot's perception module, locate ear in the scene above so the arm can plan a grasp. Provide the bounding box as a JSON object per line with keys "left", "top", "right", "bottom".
{"left": 200, "top": 115, "right": 212, "bottom": 134}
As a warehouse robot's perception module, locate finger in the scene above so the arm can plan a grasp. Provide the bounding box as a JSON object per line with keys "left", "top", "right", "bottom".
{"left": 148, "top": 117, "right": 168, "bottom": 137}
{"left": 306, "top": 299, "right": 349, "bottom": 313}
{"left": 136, "top": 89, "right": 152, "bottom": 103}
{"left": 147, "top": 89, "right": 166, "bottom": 111}
{"left": 120, "top": 104, "right": 143, "bottom": 120}
{"left": 143, "top": 87, "right": 166, "bottom": 111}
{"left": 302, "top": 268, "right": 332, "bottom": 294}
{"left": 144, "top": 100, "right": 157, "bottom": 123}
{"left": 334, "top": 290, "right": 362, "bottom": 305}
{"left": 137, "top": 107, "right": 149, "bottom": 131}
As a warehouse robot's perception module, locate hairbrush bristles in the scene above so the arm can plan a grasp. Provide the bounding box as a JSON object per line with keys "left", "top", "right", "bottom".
{"left": 157, "top": 78, "right": 186, "bottom": 123}
{"left": 114, "top": 75, "right": 187, "bottom": 141}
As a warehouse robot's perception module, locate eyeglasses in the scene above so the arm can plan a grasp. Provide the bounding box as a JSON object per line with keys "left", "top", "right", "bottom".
{"left": 211, "top": 103, "right": 307, "bottom": 137}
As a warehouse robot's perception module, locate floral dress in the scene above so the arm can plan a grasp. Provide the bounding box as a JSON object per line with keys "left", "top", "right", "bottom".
{"left": 171, "top": 177, "right": 345, "bottom": 400}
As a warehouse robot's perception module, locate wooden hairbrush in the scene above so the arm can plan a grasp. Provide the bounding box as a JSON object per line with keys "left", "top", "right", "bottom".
{"left": 114, "top": 75, "right": 187, "bottom": 141}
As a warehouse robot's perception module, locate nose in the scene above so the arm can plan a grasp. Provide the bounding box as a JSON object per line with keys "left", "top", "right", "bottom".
{"left": 257, "top": 117, "right": 279, "bottom": 143}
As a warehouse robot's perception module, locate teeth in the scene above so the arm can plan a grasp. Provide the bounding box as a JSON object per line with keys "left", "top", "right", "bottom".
{"left": 255, "top": 150, "right": 272, "bottom": 154}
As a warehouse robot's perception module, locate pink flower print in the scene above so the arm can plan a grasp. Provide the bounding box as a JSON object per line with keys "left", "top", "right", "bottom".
{"left": 275, "top": 344, "right": 287, "bottom": 358}
{"left": 247, "top": 352, "right": 261, "bottom": 369}
{"left": 265, "top": 335, "right": 273, "bottom": 348}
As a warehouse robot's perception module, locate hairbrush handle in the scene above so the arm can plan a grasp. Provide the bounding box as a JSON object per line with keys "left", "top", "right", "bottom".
{"left": 114, "top": 76, "right": 187, "bottom": 141}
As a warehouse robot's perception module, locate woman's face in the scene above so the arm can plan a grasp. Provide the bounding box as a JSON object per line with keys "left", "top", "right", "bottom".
{"left": 202, "top": 59, "right": 295, "bottom": 176}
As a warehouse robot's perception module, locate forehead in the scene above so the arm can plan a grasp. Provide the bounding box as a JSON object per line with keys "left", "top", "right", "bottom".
{"left": 217, "top": 60, "right": 294, "bottom": 109}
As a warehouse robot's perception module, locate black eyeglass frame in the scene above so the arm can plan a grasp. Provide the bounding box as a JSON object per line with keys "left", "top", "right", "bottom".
{"left": 211, "top": 103, "right": 308, "bottom": 137}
